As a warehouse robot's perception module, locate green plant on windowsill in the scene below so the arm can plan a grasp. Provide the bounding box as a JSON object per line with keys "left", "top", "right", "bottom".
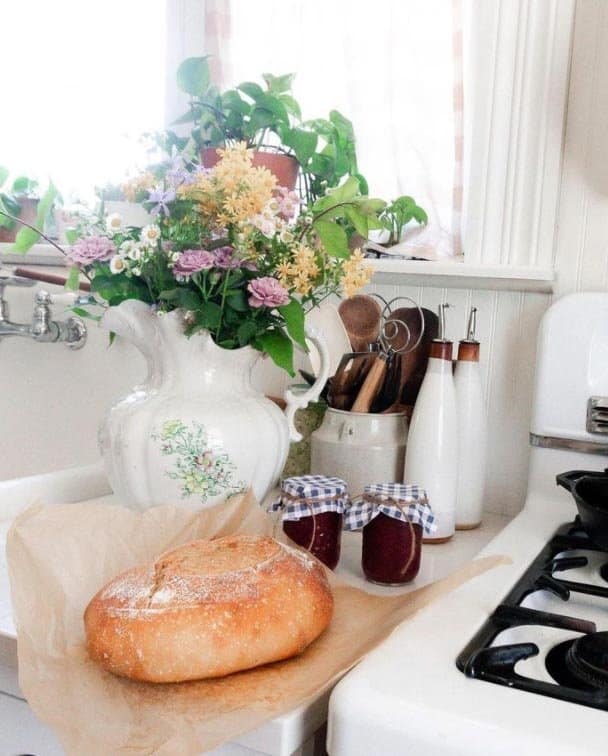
{"left": 0, "top": 167, "right": 58, "bottom": 252}
{"left": 174, "top": 56, "right": 367, "bottom": 204}
{"left": 381, "top": 195, "right": 428, "bottom": 245}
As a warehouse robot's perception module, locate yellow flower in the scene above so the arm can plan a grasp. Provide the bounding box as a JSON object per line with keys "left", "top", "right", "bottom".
{"left": 341, "top": 248, "right": 373, "bottom": 298}
{"left": 122, "top": 171, "right": 156, "bottom": 201}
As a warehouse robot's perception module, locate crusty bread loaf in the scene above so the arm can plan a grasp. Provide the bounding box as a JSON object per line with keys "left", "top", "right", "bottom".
{"left": 84, "top": 535, "right": 333, "bottom": 683}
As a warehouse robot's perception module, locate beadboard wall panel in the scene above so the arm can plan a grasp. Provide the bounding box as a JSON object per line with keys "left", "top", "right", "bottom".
{"left": 368, "top": 281, "right": 551, "bottom": 516}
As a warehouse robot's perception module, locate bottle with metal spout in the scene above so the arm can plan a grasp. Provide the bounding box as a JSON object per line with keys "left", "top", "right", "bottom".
{"left": 454, "top": 307, "right": 487, "bottom": 529}
{"left": 403, "top": 303, "right": 457, "bottom": 543}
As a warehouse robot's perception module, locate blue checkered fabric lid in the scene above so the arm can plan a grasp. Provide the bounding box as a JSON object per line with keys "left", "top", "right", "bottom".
{"left": 344, "top": 482, "right": 436, "bottom": 533}
{"left": 269, "top": 475, "right": 349, "bottom": 521}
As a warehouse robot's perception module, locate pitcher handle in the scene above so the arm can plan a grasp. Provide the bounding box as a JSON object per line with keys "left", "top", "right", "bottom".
{"left": 284, "top": 325, "right": 330, "bottom": 442}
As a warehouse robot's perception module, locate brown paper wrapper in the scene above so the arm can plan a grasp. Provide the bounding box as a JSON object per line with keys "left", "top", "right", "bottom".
{"left": 6, "top": 490, "right": 507, "bottom": 755}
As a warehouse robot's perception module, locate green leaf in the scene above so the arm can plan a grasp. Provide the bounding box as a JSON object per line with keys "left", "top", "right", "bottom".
{"left": 278, "top": 94, "right": 301, "bottom": 119}
{"left": 65, "top": 228, "right": 79, "bottom": 245}
{"left": 198, "top": 300, "right": 222, "bottom": 328}
{"left": 11, "top": 226, "right": 39, "bottom": 254}
{"left": 329, "top": 110, "right": 355, "bottom": 141}
{"left": 330, "top": 175, "right": 360, "bottom": 203}
{"left": 65, "top": 266, "right": 80, "bottom": 291}
{"left": 226, "top": 290, "right": 249, "bottom": 312}
{"left": 237, "top": 319, "right": 259, "bottom": 346}
{"left": 314, "top": 219, "right": 350, "bottom": 258}
{"left": 256, "top": 329, "right": 294, "bottom": 376}
{"left": 283, "top": 127, "right": 317, "bottom": 164}
{"left": 278, "top": 298, "right": 307, "bottom": 350}
{"left": 345, "top": 207, "right": 370, "bottom": 238}
{"left": 238, "top": 81, "right": 265, "bottom": 101}
{"left": 71, "top": 306, "right": 101, "bottom": 322}
{"left": 11, "top": 176, "right": 37, "bottom": 195}
{"left": 262, "top": 73, "right": 295, "bottom": 94}
{"left": 177, "top": 289, "right": 201, "bottom": 310}
{"left": 412, "top": 205, "right": 428, "bottom": 224}
{"left": 35, "top": 181, "right": 58, "bottom": 230}
{"left": 176, "top": 56, "right": 210, "bottom": 96}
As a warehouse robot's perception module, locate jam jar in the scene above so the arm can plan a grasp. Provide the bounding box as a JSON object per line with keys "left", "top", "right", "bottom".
{"left": 270, "top": 475, "right": 348, "bottom": 570}
{"left": 344, "top": 483, "right": 435, "bottom": 585}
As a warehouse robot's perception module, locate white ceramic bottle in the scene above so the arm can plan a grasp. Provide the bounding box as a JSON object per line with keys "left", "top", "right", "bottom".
{"left": 454, "top": 307, "right": 487, "bottom": 529}
{"left": 403, "top": 303, "right": 458, "bottom": 543}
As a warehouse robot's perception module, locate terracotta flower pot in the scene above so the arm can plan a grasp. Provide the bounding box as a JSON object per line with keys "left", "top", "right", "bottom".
{"left": 201, "top": 147, "right": 299, "bottom": 190}
{"left": 0, "top": 197, "right": 38, "bottom": 243}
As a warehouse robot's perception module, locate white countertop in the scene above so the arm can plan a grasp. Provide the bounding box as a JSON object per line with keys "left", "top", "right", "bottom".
{"left": 0, "top": 465, "right": 510, "bottom": 755}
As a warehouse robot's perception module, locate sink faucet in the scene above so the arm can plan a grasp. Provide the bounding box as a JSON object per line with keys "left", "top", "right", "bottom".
{"left": 0, "top": 275, "right": 88, "bottom": 349}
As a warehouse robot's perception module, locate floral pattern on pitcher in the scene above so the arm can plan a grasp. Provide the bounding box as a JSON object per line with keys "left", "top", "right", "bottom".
{"left": 153, "top": 419, "right": 245, "bottom": 503}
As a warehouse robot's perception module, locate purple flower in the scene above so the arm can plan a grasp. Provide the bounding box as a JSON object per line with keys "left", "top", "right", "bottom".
{"left": 148, "top": 187, "right": 176, "bottom": 217}
{"left": 214, "top": 246, "right": 240, "bottom": 269}
{"left": 247, "top": 277, "right": 290, "bottom": 308}
{"left": 173, "top": 249, "right": 215, "bottom": 279}
{"left": 67, "top": 235, "right": 116, "bottom": 266}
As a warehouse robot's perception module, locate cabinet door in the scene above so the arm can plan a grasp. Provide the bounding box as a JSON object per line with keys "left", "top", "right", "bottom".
{"left": 0, "top": 693, "right": 63, "bottom": 755}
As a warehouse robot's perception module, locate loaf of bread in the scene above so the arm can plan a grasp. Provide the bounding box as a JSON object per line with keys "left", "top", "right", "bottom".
{"left": 84, "top": 535, "right": 333, "bottom": 683}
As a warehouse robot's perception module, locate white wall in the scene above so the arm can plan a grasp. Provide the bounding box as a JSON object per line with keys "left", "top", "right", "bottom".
{"left": 0, "top": 276, "right": 145, "bottom": 482}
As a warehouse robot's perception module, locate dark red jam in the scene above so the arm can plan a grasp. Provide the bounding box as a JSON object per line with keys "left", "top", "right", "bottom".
{"left": 362, "top": 512, "right": 422, "bottom": 584}
{"left": 283, "top": 512, "right": 343, "bottom": 570}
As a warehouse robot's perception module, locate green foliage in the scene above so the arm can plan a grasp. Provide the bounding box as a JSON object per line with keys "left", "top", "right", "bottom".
{"left": 0, "top": 171, "right": 58, "bottom": 253}
{"left": 174, "top": 57, "right": 366, "bottom": 204}
{"left": 380, "top": 195, "right": 428, "bottom": 245}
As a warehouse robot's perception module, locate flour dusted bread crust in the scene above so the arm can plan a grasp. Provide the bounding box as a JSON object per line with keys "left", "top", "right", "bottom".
{"left": 84, "top": 535, "right": 333, "bottom": 683}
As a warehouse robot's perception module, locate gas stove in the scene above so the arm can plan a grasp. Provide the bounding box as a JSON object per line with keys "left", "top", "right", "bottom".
{"left": 458, "top": 517, "right": 608, "bottom": 711}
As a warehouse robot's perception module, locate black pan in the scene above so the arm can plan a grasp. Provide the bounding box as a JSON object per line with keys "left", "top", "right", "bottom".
{"left": 556, "top": 469, "right": 608, "bottom": 548}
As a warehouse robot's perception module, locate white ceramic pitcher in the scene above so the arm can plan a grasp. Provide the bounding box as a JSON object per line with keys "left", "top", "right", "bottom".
{"left": 98, "top": 299, "right": 330, "bottom": 511}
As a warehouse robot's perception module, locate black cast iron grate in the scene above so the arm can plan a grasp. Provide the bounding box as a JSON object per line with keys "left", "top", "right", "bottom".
{"left": 456, "top": 518, "right": 608, "bottom": 710}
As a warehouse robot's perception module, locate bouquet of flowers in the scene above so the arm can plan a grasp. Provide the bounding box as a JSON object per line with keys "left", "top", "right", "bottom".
{"left": 66, "top": 143, "right": 382, "bottom": 374}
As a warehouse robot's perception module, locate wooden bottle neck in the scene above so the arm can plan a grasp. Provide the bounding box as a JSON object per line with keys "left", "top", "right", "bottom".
{"left": 457, "top": 341, "right": 480, "bottom": 362}
{"left": 429, "top": 341, "right": 453, "bottom": 361}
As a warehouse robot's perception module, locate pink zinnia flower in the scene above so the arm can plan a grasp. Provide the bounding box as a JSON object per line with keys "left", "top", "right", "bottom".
{"left": 173, "top": 249, "right": 215, "bottom": 279}
{"left": 67, "top": 236, "right": 116, "bottom": 266}
{"left": 247, "top": 277, "right": 290, "bottom": 308}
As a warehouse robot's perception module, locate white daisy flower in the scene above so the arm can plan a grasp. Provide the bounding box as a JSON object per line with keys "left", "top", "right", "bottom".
{"left": 140, "top": 224, "right": 161, "bottom": 246}
{"left": 105, "top": 212, "right": 123, "bottom": 235}
{"left": 128, "top": 245, "right": 142, "bottom": 262}
{"left": 280, "top": 228, "right": 294, "bottom": 244}
{"left": 109, "top": 255, "right": 127, "bottom": 275}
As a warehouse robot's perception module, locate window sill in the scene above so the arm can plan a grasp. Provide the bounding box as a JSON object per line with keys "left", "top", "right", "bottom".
{"left": 370, "top": 258, "right": 555, "bottom": 293}
{"left": 0, "top": 243, "right": 66, "bottom": 267}
{"left": 1, "top": 243, "right": 555, "bottom": 294}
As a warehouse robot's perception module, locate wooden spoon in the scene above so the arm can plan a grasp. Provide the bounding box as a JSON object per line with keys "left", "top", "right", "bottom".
{"left": 338, "top": 295, "right": 382, "bottom": 352}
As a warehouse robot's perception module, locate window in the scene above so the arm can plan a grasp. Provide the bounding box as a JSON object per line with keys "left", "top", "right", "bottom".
{"left": 0, "top": 0, "right": 166, "bottom": 199}
{"left": 205, "top": 0, "right": 463, "bottom": 257}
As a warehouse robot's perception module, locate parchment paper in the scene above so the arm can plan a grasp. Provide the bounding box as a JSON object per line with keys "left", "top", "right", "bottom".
{"left": 6, "top": 490, "right": 508, "bottom": 755}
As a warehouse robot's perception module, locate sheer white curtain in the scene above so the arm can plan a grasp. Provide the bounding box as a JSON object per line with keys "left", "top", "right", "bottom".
{"left": 205, "top": 0, "right": 463, "bottom": 257}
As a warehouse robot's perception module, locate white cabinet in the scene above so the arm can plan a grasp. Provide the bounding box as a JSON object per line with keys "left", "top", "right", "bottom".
{"left": 0, "top": 692, "right": 64, "bottom": 756}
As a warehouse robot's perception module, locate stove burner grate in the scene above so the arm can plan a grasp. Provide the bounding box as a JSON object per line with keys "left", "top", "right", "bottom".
{"left": 457, "top": 520, "right": 608, "bottom": 711}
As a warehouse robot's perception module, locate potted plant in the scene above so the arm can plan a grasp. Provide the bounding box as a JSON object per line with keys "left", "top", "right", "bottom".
{"left": 0, "top": 167, "right": 58, "bottom": 252}
{"left": 174, "top": 57, "right": 367, "bottom": 199}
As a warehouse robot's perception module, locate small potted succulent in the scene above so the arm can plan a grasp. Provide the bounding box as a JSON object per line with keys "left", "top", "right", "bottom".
{"left": 174, "top": 57, "right": 367, "bottom": 201}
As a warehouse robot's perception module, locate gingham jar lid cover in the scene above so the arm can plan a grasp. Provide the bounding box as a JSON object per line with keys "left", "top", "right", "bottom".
{"left": 270, "top": 474, "right": 349, "bottom": 520}
{"left": 344, "top": 482, "right": 436, "bottom": 533}
{"left": 281, "top": 474, "right": 348, "bottom": 499}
